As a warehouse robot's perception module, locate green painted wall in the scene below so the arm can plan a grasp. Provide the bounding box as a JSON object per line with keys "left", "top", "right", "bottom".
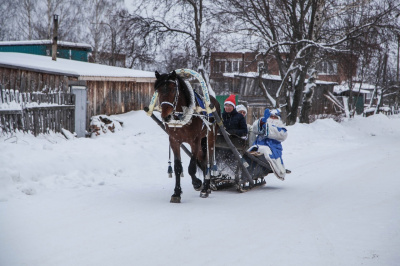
{"left": 355, "top": 95, "right": 365, "bottom": 115}
{"left": 216, "top": 95, "right": 239, "bottom": 113}
{"left": 0, "top": 45, "right": 47, "bottom": 55}
{"left": 57, "top": 49, "right": 88, "bottom": 61}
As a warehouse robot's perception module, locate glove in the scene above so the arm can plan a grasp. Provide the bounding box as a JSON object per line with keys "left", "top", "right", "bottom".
{"left": 263, "top": 108, "right": 271, "bottom": 120}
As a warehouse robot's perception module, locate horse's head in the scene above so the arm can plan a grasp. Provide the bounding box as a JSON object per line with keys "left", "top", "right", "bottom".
{"left": 155, "top": 70, "right": 179, "bottom": 123}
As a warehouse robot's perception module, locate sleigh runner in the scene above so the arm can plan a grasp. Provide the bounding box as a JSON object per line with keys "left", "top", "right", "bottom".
{"left": 145, "top": 69, "right": 288, "bottom": 202}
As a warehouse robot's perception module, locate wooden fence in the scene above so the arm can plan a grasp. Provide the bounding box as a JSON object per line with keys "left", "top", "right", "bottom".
{"left": 0, "top": 86, "right": 75, "bottom": 136}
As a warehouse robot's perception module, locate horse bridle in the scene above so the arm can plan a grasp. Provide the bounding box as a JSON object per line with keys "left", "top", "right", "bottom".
{"left": 157, "top": 79, "right": 180, "bottom": 114}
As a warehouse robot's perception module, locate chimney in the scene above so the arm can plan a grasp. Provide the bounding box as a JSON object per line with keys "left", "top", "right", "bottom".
{"left": 52, "top": 14, "right": 59, "bottom": 61}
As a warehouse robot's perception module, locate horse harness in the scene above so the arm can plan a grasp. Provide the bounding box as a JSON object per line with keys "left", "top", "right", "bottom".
{"left": 156, "top": 79, "right": 180, "bottom": 116}
{"left": 156, "top": 78, "right": 214, "bottom": 128}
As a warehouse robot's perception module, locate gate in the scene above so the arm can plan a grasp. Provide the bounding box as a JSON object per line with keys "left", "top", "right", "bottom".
{"left": 71, "top": 85, "right": 87, "bottom": 138}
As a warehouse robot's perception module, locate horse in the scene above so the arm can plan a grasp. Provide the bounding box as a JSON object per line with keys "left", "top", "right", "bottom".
{"left": 154, "top": 70, "right": 221, "bottom": 203}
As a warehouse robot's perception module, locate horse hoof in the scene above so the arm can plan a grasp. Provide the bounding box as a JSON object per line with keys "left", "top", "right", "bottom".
{"left": 192, "top": 179, "right": 203, "bottom": 191}
{"left": 170, "top": 196, "right": 181, "bottom": 203}
{"left": 199, "top": 191, "right": 209, "bottom": 198}
{"left": 193, "top": 184, "right": 203, "bottom": 191}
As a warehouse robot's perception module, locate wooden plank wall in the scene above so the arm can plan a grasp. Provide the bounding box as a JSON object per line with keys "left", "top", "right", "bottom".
{"left": 0, "top": 66, "right": 72, "bottom": 93}
{"left": 0, "top": 88, "right": 75, "bottom": 136}
{"left": 1, "top": 66, "right": 156, "bottom": 135}
{"left": 86, "top": 80, "right": 154, "bottom": 119}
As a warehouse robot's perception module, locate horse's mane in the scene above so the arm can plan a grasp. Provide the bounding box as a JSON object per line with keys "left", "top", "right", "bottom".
{"left": 154, "top": 73, "right": 169, "bottom": 90}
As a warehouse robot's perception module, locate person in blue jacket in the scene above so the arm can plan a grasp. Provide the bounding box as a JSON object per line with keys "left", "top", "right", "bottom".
{"left": 248, "top": 108, "right": 288, "bottom": 180}
{"left": 222, "top": 94, "right": 247, "bottom": 137}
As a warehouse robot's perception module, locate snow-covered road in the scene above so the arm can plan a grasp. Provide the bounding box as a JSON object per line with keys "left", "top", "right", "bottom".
{"left": 1, "top": 112, "right": 399, "bottom": 266}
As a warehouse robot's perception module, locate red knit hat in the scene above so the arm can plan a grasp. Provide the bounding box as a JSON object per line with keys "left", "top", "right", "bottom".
{"left": 224, "top": 94, "right": 236, "bottom": 108}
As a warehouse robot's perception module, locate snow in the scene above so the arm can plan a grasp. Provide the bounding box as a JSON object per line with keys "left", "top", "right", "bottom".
{"left": 334, "top": 82, "right": 376, "bottom": 94}
{"left": 0, "top": 52, "right": 155, "bottom": 79}
{"left": 0, "top": 40, "right": 92, "bottom": 49}
{"left": 0, "top": 111, "right": 399, "bottom": 266}
{"left": 229, "top": 72, "right": 337, "bottom": 85}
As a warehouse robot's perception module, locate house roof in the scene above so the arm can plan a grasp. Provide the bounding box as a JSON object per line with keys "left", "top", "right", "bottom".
{"left": 227, "top": 72, "right": 337, "bottom": 85}
{"left": 0, "top": 40, "right": 92, "bottom": 50}
{"left": 334, "top": 82, "right": 375, "bottom": 94}
{"left": 0, "top": 52, "right": 155, "bottom": 82}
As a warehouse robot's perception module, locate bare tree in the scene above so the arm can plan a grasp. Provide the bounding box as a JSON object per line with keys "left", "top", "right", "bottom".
{"left": 11, "top": 0, "right": 37, "bottom": 40}
{"left": 33, "top": 0, "right": 63, "bottom": 39}
{"left": 83, "top": 0, "right": 127, "bottom": 65}
{"left": 217, "top": 0, "right": 400, "bottom": 124}
{"left": 123, "top": 0, "right": 223, "bottom": 90}
{"left": 0, "top": 1, "right": 19, "bottom": 40}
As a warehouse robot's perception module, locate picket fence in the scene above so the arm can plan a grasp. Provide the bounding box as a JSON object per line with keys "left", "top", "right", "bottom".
{"left": 0, "top": 86, "right": 75, "bottom": 136}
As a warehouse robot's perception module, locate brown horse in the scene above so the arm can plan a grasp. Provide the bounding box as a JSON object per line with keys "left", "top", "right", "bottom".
{"left": 154, "top": 70, "right": 221, "bottom": 203}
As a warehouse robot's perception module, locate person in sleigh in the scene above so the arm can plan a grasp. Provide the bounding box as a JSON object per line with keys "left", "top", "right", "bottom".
{"left": 222, "top": 94, "right": 248, "bottom": 138}
{"left": 248, "top": 108, "right": 288, "bottom": 180}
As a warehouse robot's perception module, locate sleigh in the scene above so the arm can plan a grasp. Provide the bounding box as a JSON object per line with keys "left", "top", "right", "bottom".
{"left": 145, "top": 68, "right": 289, "bottom": 202}
{"left": 212, "top": 134, "right": 275, "bottom": 192}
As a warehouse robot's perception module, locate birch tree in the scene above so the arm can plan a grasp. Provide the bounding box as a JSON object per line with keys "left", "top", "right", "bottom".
{"left": 31, "top": 0, "right": 86, "bottom": 42}
{"left": 0, "top": 1, "right": 19, "bottom": 40}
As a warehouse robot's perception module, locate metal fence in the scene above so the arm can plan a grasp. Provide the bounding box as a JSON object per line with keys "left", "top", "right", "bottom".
{"left": 0, "top": 85, "right": 75, "bottom": 136}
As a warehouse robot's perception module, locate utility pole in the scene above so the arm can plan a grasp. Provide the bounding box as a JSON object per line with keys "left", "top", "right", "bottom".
{"left": 397, "top": 34, "right": 399, "bottom": 82}
{"left": 52, "top": 14, "right": 59, "bottom": 61}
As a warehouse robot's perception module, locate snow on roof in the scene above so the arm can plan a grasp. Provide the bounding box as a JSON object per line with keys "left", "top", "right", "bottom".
{"left": 334, "top": 82, "right": 375, "bottom": 94}
{"left": 312, "top": 79, "right": 337, "bottom": 85}
{"left": 225, "top": 72, "right": 337, "bottom": 85}
{"left": 0, "top": 40, "right": 92, "bottom": 50}
{"left": 0, "top": 52, "right": 155, "bottom": 80}
{"left": 226, "top": 72, "right": 282, "bottom": 80}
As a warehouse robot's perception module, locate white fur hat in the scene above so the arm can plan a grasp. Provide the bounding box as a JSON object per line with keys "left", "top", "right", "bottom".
{"left": 236, "top": 104, "right": 247, "bottom": 115}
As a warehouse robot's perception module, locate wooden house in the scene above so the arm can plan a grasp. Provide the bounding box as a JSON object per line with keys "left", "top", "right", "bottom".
{"left": 0, "top": 52, "right": 155, "bottom": 136}
{"left": 210, "top": 51, "right": 353, "bottom": 123}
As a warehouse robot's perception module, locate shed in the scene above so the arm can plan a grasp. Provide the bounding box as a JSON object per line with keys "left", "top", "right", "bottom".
{"left": 334, "top": 82, "right": 376, "bottom": 114}
{"left": 0, "top": 52, "right": 155, "bottom": 134}
{"left": 0, "top": 40, "right": 92, "bottom": 62}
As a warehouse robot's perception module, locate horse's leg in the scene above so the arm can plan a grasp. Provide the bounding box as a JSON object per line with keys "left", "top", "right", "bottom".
{"left": 170, "top": 140, "right": 182, "bottom": 203}
{"left": 188, "top": 137, "right": 203, "bottom": 191}
{"left": 189, "top": 157, "right": 202, "bottom": 191}
{"left": 199, "top": 137, "right": 211, "bottom": 198}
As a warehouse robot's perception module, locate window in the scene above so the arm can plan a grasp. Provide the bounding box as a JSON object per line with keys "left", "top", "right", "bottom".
{"left": 257, "top": 62, "right": 265, "bottom": 73}
{"left": 317, "top": 61, "right": 337, "bottom": 75}
{"left": 214, "top": 59, "right": 242, "bottom": 73}
{"left": 232, "top": 61, "right": 240, "bottom": 72}
{"left": 213, "top": 60, "right": 223, "bottom": 73}
{"left": 226, "top": 61, "right": 232, "bottom": 72}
